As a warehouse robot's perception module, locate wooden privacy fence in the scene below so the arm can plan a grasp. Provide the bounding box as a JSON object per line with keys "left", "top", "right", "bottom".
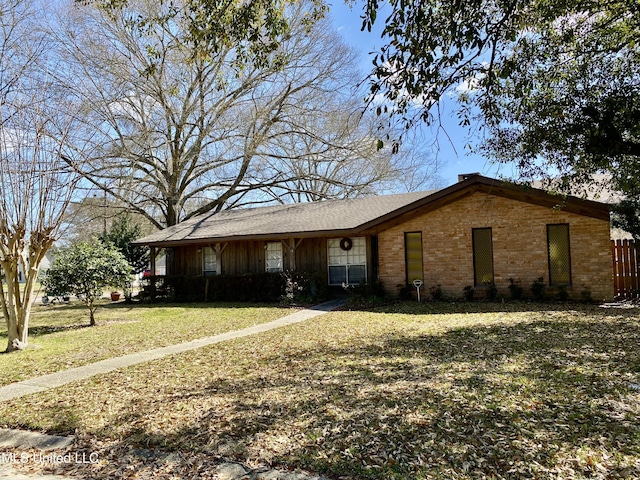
{"left": 611, "top": 239, "right": 639, "bottom": 299}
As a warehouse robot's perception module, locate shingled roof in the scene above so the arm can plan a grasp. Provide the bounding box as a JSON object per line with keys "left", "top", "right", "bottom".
{"left": 135, "top": 175, "right": 611, "bottom": 247}
{"left": 135, "top": 190, "right": 435, "bottom": 246}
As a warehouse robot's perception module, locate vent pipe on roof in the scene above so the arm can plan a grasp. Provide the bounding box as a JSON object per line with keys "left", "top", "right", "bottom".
{"left": 458, "top": 173, "right": 480, "bottom": 182}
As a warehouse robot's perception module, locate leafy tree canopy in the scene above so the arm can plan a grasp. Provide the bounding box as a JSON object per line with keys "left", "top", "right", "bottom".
{"left": 612, "top": 199, "right": 640, "bottom": 240}
{"left": 362, "top": 0, "right": 640, "bottom": 197}
{"left": 42, "top": 241, "right": 132, "bottom": 325}
{"left": 100, "top": 214, "right": 150, "bottom": 275}
{"left": 81, "top": 0, "right": 326, "bottom": 69}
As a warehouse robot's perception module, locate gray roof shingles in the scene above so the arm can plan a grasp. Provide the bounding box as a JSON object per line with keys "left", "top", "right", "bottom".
{"left": 136, "top": 191, "right": 435, "bottom": 245}
{"left": 135, "top": 174, "right": 613, "bottom": 246}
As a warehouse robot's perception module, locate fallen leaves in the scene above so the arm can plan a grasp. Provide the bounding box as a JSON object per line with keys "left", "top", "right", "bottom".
{"left": 1, "top": 303, "right": 640, "bottom": 479}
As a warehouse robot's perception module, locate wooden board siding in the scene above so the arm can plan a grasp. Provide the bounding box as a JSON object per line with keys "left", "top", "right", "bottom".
{"left": 167, "top": 245, "right": 201, "bottom": 276}
{"left": 168, "top": 236, "right": 372, "bottom": 286}
{"left": 222, "top": 241, "right": 271, "bottom": 274}
{"left": 169, "top": 241, "right": 274, "bottom": 276}
{"left": 295, "top": 237, "right": 328, "bottom": 273}
{"left": 168, "top": 237, "right": 378, "bottom": 288}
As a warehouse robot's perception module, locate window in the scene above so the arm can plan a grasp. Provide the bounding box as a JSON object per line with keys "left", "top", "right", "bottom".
{"left": 405, "top": 232, "right": 423, "bottom": 284}
{"left": 328, "top": 237, "right": 366, "bottom": 285}
{"left": 547, "top": 224, "right": 571, "bottom": 285}
{"left": 472, "top": 228, "right": 494, "bottom": 286}
{"left": 202, "top": 246, "right": 217, "bottom": 276}
{"left": 265, "top": 242, "right": 283, "bottom": 272}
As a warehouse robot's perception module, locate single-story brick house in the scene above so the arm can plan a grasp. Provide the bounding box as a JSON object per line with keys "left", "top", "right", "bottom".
{"left": 134, "top": 174, "right": 613, "bottom": 301}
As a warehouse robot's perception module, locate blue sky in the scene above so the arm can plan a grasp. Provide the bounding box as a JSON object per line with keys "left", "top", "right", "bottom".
{"left": 327, "top": 2, "right": 515, "bottom": 187}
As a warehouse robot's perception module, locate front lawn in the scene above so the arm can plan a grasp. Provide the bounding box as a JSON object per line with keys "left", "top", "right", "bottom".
{"left": 1, "top": 302, "right": 640, "bottom": 479}
{"left": 0, "top": 300, "right": 293, "bottom": 386}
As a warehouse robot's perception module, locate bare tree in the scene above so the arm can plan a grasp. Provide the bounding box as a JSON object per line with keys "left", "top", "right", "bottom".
{"left": 49, "top": 0, "right": 434, "bottom": 229}
{"left": 265, "top": 104, "right": 439, "bottom": 203}
{"left": 0, "top": 0, "right": 81, "bottom": 352}
{"left": 0, "top": 101, "right": 80, "bottom": 352}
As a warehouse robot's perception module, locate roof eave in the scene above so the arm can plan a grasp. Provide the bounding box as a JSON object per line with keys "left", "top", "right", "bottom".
{"left": 133, "top": 174, "right": 611, "bottom": 247}
{"left": 132, "top": 226, "right": 368, "bottom": 248}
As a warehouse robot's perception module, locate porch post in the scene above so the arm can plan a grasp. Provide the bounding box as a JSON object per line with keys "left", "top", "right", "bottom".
{"left": 214, "top": 242, "right": 227, "bottom": 275}
{"left": 149, "top": 246, "right": 157, "bottom": 299}
{"left": 150, "top": 246, "right": 157, "bottom": 275}
{"left": 285, "top": 238, "right": 303, "bottom": 271}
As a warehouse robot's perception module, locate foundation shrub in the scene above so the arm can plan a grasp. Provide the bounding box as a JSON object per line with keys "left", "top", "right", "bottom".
{"left": 141, "top": 272, "right": 327, "bottom": 303}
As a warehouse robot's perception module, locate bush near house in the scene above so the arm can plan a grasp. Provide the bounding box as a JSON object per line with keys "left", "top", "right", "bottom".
{"left": 140, "top": 272, "right": 327, "bottom": 303}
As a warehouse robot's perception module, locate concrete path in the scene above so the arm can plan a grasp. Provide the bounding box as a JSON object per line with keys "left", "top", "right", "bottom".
{"left": 0, "top": 429, "right": 74, "bottom": 451}
{"left": 0, "top": 465, "right": 76, "bottom": 480}
{"left": 0, "top": 298, "right": 344, "bottom": 403}
{"left": 0, "top": 430, "right": 76, "bottom": 479}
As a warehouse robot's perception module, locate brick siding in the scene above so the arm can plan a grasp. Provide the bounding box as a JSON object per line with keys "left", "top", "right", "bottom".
{"left": 378, "top": 191, "right": 612, "bottom": 301}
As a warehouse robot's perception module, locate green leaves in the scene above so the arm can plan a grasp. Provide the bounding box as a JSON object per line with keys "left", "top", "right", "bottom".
{"left": 99, "top": 214, "right": 149, "bottom": 275}
{"left": 364, "top": 0, "right": 528, "bottom": 112}
{"left": 363, "top": 0, "right": 640, "bottom": 201}
{"left": 42, "top": 240, "right": 132, "bottom": 323}
{"left": 85, "top": 0, "right": 327, "bottom": 71}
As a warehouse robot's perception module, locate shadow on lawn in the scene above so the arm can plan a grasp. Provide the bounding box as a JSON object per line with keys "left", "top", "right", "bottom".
{"left": 26, "top": 323, "right": 93, "bottom": 336}
{"left": 11, "top": 305, "right": 636, "bottom": 478}
{"left": 0, "top": 302, "right": 93, "bottom": 341}
{"left": 344, "top": 298, "right": 640, "bottom": 316}
{"left": 0, "top": 324, "right": 92, "bottom": 341}
{"left": 102, "top": 300, "right": 289, "bottom": 310}
{"left": 1, "top": 300, "right": 288, "bottom": 340}
{"left": 68, "top": 307, "right": 640, "bottom": 480}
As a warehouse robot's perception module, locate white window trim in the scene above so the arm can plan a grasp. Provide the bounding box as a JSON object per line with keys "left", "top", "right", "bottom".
{"left": 202, "top": 246, "right": 217, "bottom": 276}
{"left": 327, "top": 237, "right": 367, "bottom": 286}
{"left": 265, "top": 242, "right": 283, "bottom": 273}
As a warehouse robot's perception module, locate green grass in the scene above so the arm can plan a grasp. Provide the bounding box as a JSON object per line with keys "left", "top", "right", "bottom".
{"left": 1, "top": 302, "right": 640, "bottom": 479}
{"left": 0, "top": 300, "right": 293, "bottom": 386}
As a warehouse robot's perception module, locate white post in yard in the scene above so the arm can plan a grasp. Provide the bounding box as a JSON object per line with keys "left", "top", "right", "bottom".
{"left": 413, "top": 279, "right": 423, "bottom": 302}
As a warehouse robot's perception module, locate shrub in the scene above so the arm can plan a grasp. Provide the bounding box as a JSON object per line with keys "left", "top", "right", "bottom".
{"left": 508, "top": 278, "right": 523, "bottom": 300}
{"left": 351, "top": 280, "right": 385, "bottom": 298}
{"left": 346, "top": 281, "right": 391, "bottom": 308}
{"left": 463, "top": 285, "right": 474, "bottom": 301}
{"left": 281, "top": 271, "right": 328, "bottom": 304}
{"left": 42, "top": 240, "right": 133, "bottom": 325}
{"left": 557, "top": 286, "right": 569, "bottom": 302}
{"left": 140, "top": 271, "right": 327, "bottom": 303}
{"left": 397, "top": 284, "right": 412, "bottom": 300}
{"left": 430, "top": 284, "right": 443, "bottom": 301}
{"left": 484, "top": 281, "right": 498, "bottom": 301}
{"left": 580, "top": 288, "right": 593, "bottom": 304}
{"left": 203, "top": 273, "right": 284, "bottom": 302}
{"left": 530, "top": 277, "right": 546, "bottom": 301}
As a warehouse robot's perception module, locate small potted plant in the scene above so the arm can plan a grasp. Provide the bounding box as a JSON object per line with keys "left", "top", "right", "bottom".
{"left": 110, "top": 291, "right": 121, "bottom": 301}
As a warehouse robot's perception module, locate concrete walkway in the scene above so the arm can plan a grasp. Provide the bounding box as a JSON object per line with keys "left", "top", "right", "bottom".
{"left": 0, "top": 430, "right": 76, "bottom": 479}
{"left": 0, "top": 465, "right": 76, "bottom": 480}
{"left": 0, "top": 298, "right": 344, "bottom": 403}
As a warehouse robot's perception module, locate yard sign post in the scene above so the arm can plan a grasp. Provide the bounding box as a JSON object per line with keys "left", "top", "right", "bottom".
{"left": 413, "top": 279, "right": 423, "bottom": 302}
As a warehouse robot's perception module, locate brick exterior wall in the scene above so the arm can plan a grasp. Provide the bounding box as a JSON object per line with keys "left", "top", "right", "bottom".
{"left": 378, "top": 191, "right": 613, "bottom": 301}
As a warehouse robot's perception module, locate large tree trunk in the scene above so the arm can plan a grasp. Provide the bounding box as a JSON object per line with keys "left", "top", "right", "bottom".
{"left": 2, "top": 244, "right": 49, "bottom": 352}
{"left": 4, "top": 302, "right": 31, "bottom": 352}
{"left": 2, "top": 262, "right": 30, "bottom": 352}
